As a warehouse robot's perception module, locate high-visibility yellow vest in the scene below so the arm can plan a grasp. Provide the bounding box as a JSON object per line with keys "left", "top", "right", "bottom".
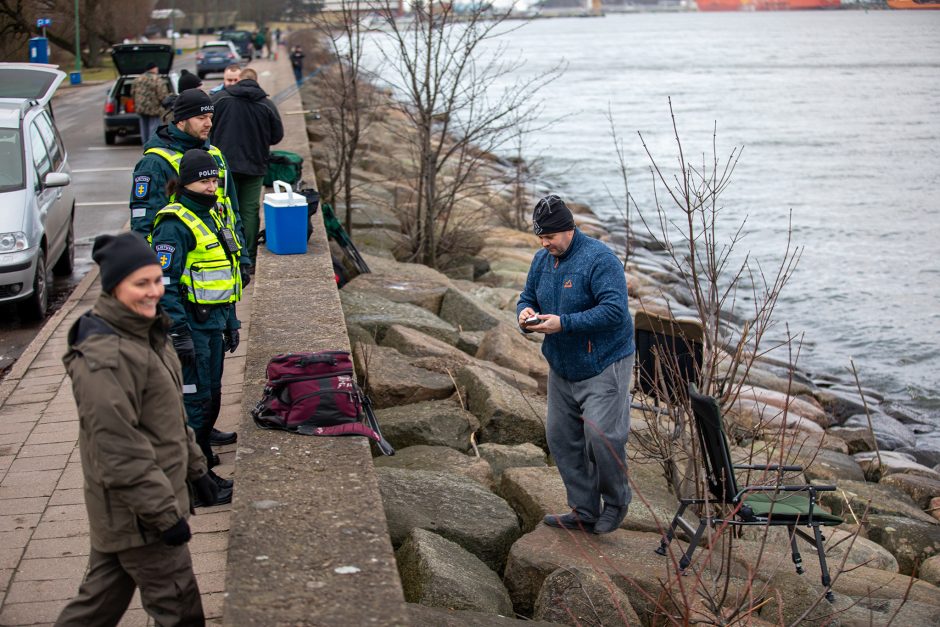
{"left": 151, "top": 203, "right": 242, "bottom": 305}
{"left": 144, "top": 145, "right": 231, "bottom": 206}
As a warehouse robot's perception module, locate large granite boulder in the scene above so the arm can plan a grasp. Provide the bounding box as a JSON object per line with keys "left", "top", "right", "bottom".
{"left": 823, "top": 528, "right": 899, "bottom": 573}
{"left": 352, "top": 345, "right": 454, "bottom": 409}
{"left": 411, "top": 355, "right": 539, "bottom": 395}
{"left": 845, "top": 599, "right": 940, "bottom": 626}
{"left": 478, "top": 269, "right": 529, "bottom": 289}
{"left": 341, "top": 290, "right": 459, "bottom": 344}
{"left": 343, "top": 272, "right": 451, "bottom": 314}
{"left": 919, "top": 554, "right": 940, "bottom": 587}
{"left": 791, "top": 447, "right": 866, "bottom": 482}
{"left": 406, "top": 603, "right": 560, "bottom": 626}
{"left": 844, "top": 412, "right": 917, "bottom": 451}
{"left": 455, "top": 283, "right": 522, "bottom": 312}
{"left": 725, "top": 397, "right": 824, "bottom": 434}
{"left": 819, "top": 479, "right": 937, "bottom": 525}
{"left": 756, "top": 571, "right": 846, "bottom": 626}
{"left": 736, "top": 386, "right": 830, "bottom": 428}
{"left": 865, "top": 514, "right": 940, "bottom": 576}
{"left": 533, "top": 567, "right": 641, "bottom": 627}
{"left": 396, "top": 528, "right": 514, "bottom": 616}
{"left": 376, "top": 468, "right": 520, "bottom": 572}
{"left": 854, "top": 450, "right": 940, "bottom": 482}
{"left": 879, "top": 473, "right": 940, "bottom": 509}
{"left": 456, "top": 365, "right": 547, "bottom": 448}
{"left": 479, "top": 443, "right": 547, "bottom": 480}
{"left": 476, "top": 324, "right": 549, "bottom": 391}
{"left": 439, "top": 288, "right": 506, "bottom": 332}
{"left": 374, "top": 399, "right": 478, "bottom": 453}
{"left": 812, "top": 387, "right": 869, "bottom": 423}
{"left": 827, "top": 425, "right": 878, "bottom": 454}
{"left": 381, "top": 324, "right": 467, "bottom": 359}
{"left": 375, "top": 445, "right": 493, "bottom": 490}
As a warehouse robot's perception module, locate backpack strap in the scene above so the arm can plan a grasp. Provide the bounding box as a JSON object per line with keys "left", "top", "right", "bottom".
{"left": 360, "top": 392, "right": 395, "bottom": 456}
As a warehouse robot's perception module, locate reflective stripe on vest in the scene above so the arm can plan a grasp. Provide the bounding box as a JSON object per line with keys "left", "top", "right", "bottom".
{"left": 151, "top": 203, "right": 242, "bottom": 305}
{"left": 143, "top": 145, "right": 231, "bottom": 204}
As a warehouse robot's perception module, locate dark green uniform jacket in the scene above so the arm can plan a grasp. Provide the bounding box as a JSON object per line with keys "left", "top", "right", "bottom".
{"left": 150, "top": 194, "right": 241, "bottom": 333}
{"left": 63, "top": 293, "right": 207, "bottom": 553}
{"left": 128, "top": 124, "right": 241, "bottom": 236}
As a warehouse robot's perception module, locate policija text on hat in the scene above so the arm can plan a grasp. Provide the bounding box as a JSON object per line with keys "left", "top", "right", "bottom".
{"left": 516, "top": 195, "right": 637, "bottom": 535}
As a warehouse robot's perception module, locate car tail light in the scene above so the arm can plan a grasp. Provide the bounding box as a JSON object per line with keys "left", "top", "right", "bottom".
{"left": 228, "top": 53, "right": 236, "bottom": 60}
{"left": 104, "top": 101, "right": 115, "bottom": 114}
{"left": 196, "top": 53, "right": 204, "bottom": 61}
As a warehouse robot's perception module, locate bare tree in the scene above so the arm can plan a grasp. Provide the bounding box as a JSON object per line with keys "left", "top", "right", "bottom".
{"left": 367, "top": 0, "right": 561, "bottom": 268}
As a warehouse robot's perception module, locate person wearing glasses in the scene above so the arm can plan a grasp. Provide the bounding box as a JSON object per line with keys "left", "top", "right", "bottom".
{"left": 516, "top": 194, "right": 636, "bottom": 535}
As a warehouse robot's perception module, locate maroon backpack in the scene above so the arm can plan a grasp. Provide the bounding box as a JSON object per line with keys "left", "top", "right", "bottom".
{"left": 251, "top": 350, "right": 394, "bottom": 455}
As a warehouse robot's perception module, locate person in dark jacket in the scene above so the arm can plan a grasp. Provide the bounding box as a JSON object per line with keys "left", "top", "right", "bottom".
{"left": 516, "top": 195, "right": 636, "bottom": 535}
{"left": 149, "top": 149, "right": 244, "bottom": 505}
{"left": 209, "top": 68, "right": 284, "bottom": 268}
{"left": 56, "top": 232, "right": 219, "bottom": 626}
{"left": 290, "top": 46, "right": 305, "bottom": 87}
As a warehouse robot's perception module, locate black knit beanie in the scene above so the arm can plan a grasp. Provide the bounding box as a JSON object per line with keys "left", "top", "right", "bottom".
{"left": 92, "top": 232, "right": 161, "bottom": 293}
{"left": 172, "top": 88, "right": 213, "bottom": 123}
{"left": 532, "top": 195, "right": 575, "bottom": 235}
{"left": 178, "top": 149, "right": 219, "bottom": 186}
{"left": 178, "top": 70, "right": 202, "bottom": 92}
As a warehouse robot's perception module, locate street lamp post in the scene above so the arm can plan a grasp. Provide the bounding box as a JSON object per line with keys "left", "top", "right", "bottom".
{"left": 73, "top": 0, "right": 81, "bottom": 74}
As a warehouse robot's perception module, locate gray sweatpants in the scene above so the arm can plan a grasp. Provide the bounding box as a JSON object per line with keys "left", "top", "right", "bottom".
{"left": 546, "top": 354, "right": 634, "bottom": 521}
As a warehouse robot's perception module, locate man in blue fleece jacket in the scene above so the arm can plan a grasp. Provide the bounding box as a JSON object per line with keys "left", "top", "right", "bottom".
{"left": 517, "top": 195, "right": 635, "bottom": 534}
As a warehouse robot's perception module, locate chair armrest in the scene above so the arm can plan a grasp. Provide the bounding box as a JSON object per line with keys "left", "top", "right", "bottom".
{"left": 736, "top": 484, "right": 837, "bottom": 498}
{"left": 734, "top": 464, "right": 803, "bottom": 472}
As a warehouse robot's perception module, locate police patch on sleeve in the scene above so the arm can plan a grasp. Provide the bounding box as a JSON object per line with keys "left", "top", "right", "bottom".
{"left": 154, "top": 243, "right": 175, "bottom": 270}
{"left": 133, "top": 175, "right": 151, "bottom": 200}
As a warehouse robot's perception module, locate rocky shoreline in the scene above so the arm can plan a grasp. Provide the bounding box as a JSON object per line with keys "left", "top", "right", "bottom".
{"left": 299, "top": 49, "right": 940, "bottom": 625}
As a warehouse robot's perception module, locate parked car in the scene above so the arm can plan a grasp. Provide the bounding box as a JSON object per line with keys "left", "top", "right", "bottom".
{"left": 219, "top": 30, "right": 253, "bottom": 61}
{"left": 102, "top": 43, "right": 175, "bottom": 145}
{"left": 196, "top": 41, "right": 240, "bottom": 79}
{"left": 0, "top": 64, "right": 75, "bottom": 320}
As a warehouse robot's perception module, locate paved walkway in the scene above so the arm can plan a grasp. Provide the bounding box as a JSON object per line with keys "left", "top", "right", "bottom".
{"left": 0, "top": 47, "right": 293, "bottom": 626}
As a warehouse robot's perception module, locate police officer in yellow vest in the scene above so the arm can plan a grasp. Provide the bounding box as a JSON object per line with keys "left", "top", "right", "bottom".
{"left": 131, "top": 88, "right": 244, "bottom": 454}
{"left": 150, "top": 149, "right": 242, "bottom": 505}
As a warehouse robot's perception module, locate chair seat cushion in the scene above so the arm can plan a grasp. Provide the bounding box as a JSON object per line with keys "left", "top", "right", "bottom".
{"left": 742, "top": 492, "right": 843, "bottom": 525}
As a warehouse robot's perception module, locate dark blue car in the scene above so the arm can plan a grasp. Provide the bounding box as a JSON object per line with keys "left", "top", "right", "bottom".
{"left": 195, "top": 41, "right": 240, "bottom": 79}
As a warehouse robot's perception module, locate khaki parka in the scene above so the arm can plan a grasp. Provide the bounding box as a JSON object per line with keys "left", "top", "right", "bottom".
{"left": 63, "top": 293, "right": 207, "bottom": 553}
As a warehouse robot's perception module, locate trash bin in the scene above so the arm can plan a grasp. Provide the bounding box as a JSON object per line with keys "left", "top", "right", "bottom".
{"left": 263, "top": 181, "right": 308, "bottom": 255}
{"left": 69, "top": 72, "right": 82, "bottom": 85}
{"left": 28, "top": 38, "right": 49, "bottom": 64}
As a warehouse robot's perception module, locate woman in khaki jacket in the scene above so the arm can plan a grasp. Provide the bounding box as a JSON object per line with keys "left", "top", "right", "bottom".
{"left": 56, "top": 232, "right": 219, "bottom": 627}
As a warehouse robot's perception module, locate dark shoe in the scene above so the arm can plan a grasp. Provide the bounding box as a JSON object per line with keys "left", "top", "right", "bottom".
{"left": 593, "top": 504, "right": 628, "bottom": 534}
{"left": 208, "top": 469, "right": 233, "bottom": 490}
{"left": 210, "top": 453, "right": 220, "bottom": 468}
{"left": 543, "top": 511, "right": 595, "bottom": 531}
{"left": 210, "top": 428, "right": 237, "bottom": 446}
{"left": 194, "top": 483, "right": 233, "bottom": 508}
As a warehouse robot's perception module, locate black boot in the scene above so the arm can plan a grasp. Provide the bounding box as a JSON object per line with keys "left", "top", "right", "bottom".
{"left": 210, "top": 428, "right": 237, "bottom": 446}
{"left": 208, "top": 469, "right": 233, "bottom": 490}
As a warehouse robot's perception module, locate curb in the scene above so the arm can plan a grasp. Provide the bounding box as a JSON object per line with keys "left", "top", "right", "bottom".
{"left": 0, "top": 264, "right": 100, "bottom": 408}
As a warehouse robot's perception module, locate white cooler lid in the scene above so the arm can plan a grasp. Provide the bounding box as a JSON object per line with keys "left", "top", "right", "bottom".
{"left": 264, "top": 181, "right": 307, "bottom": 208}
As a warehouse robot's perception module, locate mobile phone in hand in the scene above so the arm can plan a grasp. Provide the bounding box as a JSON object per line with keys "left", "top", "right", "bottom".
{"left": 524, "top": 316, "right": 540, "bottom": 326}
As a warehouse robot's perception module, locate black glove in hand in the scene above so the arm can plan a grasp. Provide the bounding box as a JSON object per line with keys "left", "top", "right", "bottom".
{"left": 223, "top": 328, "right": 240, "bottom": 353}
{"left": 240, "top": 266, "right": 251, "bottom": 288}
{"left": 169, "top": 325, "right": 196, "bottom": 365}
{"left": 192, "top": 472, "right": 220, "bottom": 507}
{"left": 161, "top": 518, "right": 192, "bottom": 546}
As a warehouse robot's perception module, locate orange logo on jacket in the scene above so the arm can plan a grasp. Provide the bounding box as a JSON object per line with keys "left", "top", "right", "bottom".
{"left": 563, "top": 279, "right": 573, "bottom": 288}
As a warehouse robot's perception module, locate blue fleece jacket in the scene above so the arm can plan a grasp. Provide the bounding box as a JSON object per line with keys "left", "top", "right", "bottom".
{"left": 517, "top": 229, "right": 635, "bottom": 382}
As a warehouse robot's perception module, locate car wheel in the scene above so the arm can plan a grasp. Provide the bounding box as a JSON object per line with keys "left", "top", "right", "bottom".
{"left": 19, "top": 251, "right": 49, "bottom": 321}
{"left": 105, "top": 131, "right": 116, "bottom": 145}
{"left": 53, "top": 215, "right": 75, "bottom": 276}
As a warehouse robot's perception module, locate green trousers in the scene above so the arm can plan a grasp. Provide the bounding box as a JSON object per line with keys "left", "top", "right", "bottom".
{"left": 232, "top": 172, "right": 264, "bottom": 266}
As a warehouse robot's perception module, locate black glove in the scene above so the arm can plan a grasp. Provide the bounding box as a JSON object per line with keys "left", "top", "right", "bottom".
{"left": 169, "top": 325, "right": 195, "bottom": 365}
{"left": 161, "top": 518, "right": 192, "bottom": 546}
{"left": 240, "top": 266, "right": 252, "bottom": 288}
{"left": 223, "top": 327, "right": 240, "bottom": 353}
{"left": 192, "top": 472, "right": 220, "bottom": 507}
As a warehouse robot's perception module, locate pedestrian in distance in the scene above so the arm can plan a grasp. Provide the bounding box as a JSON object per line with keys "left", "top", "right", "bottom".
{"left": 209, "top": 64, "right": 241, "bottom": 97}
{"left": 209, "top": 67, "right": 284, "bottom": 270}
{"left": 55, "top": 232, "right": 219, "bottom": 626}
{"left": 149, "top": 149, "right": 245, "bottom": 506}
{"left": 290, "top": 45, "right": 305, "bottom": 87}
{"left": 161, "top": 69, "right": 203, "bottom": 119}
{"left": 516, "top": 195, "right": 636, "bottom": 535}
{"left": 131, "top": 61, "right": 169, "bottom": 142}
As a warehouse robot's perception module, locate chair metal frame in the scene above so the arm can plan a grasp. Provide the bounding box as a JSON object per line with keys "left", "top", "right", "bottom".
{"left": 654, "top": 383, "right": 841, "bottom": 603}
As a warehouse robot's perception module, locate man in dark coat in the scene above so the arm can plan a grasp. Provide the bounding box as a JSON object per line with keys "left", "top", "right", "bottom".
{"left": 209, "top": 68, "right": 284, "bottom": 268}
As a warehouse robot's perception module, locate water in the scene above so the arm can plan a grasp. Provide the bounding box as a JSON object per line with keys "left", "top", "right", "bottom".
{"left": 363, "top": 12, "right": 940, "bottom": 428}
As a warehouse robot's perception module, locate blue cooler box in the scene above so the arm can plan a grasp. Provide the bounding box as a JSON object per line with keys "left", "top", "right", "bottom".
{"left": 263, "top": 181, "right": 308, "bottom": 254}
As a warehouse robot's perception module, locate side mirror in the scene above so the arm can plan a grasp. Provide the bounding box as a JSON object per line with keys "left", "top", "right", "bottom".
{"left": 44, "top": 172, "right": 71, "bottom": 188}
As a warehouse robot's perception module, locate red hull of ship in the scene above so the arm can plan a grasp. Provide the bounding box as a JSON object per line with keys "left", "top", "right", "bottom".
{"left": 753, "top": 0, "right": 840, "bottom": 8}
{"left": 696, "top": 0, "right": 745, "bottom": 9}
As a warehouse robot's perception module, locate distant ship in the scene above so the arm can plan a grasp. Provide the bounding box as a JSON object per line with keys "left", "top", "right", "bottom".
{"left": 887, "top": 0, "right": 940, "bottom": 7}
{"left": 753, "top": 0, "right": 840, "bottom": 8}
{"left": 695, "top": 0, "right": 747, "bottom": 9}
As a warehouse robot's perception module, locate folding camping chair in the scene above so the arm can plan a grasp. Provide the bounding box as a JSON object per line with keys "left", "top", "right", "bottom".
{"left": 653, "top": 383, "right": 843, "bottom": 602}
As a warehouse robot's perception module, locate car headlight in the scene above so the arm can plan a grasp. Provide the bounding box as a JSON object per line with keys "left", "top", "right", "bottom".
{"left": 0, "top": 232, "right": 29, "bottom": 253}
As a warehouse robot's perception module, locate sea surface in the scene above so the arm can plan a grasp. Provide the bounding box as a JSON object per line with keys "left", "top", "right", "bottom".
{"left": 363, "top": 12, "right": 940, "bottom": 435}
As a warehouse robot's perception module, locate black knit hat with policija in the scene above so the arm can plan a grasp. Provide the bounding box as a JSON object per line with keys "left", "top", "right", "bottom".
{"left": 178, "top": 149, "right": 219, "bottom": 187}
{"left": 92, "top": 232, "right": 161, "bottom": 294}
{"left": 532, "top": 194, "right": 575, "bottom": 235}
{"left": 178, "top": 69, "right": 203, "bottom": 92}
{"left": 172, "top": 88, "right": 214, "bottom": 123}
